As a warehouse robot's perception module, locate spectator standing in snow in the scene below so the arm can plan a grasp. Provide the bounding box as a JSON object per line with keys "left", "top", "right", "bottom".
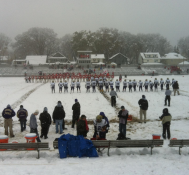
{"left": 110, "top": 88, "right": 118, "bottom": 107}
{"left": 71, "top": 99, "right": 81, "bottom": 128}
{"left": 29, "top": 110, "right": 41, "bottom": 142}
{"left": 77, "top": 115, "right": 89, "bottom": 137}
{"left": 118, "top": 106, "right": 129, "bottom": 138}
{"left": 159, "top": 108, "right": 172, "bottom": 139}
{"left": 165, "top": 87, "right": 172, "bottom": 106}
{"left": 2, "top": 104, "right": 16, "bottom": 137}
{"left": 173, "top": 81, "right": 180, "bottom": 96}
{"left": 138, "top": 95, "right": 148, "bottom": 123}
{"left": 17, "top": 105, "right": 28, "bottom": 132}
{"left": 99, "top": 112, "right": 110, "bottom": 139}
{"left": 53, "top": 101, "right": 65, "bottom": 134}
{"left": 39, "top": 107, "right": 52, "bottom": 139}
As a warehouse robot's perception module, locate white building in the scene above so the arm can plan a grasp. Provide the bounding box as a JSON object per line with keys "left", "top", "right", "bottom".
{"left": 25, "top": 55, "right": 47, "bottom": 65}
{"left": 160, "top": 53, "right": 187, "bottom": 65}
{"left": 138, "top": 52, "right": 161, "bottom": 64}
{"left": 47, "top": 52, "right": 67, "bottom": 63}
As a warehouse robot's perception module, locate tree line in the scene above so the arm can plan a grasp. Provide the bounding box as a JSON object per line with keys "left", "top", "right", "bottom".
{"left": 0, "top": 27, "right": 189, "bottom": 64}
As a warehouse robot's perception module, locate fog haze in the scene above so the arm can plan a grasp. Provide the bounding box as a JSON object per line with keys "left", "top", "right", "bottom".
{"left": 0, "top": 0, "right": 189, "bottom": 45}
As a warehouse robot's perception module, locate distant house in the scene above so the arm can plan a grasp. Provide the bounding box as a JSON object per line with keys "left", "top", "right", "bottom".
{"left": 138, "top": 53, "right": 161, "bottom": 64}
{"left": 109, "top": 53, "right": 129, "bottom": 67}
{"left": 76, "top": 51, "right": 92, "bottom": 66}
{"left": 12, "top": 59, "right": 26, "bottom": 66}
{"left": 0, "top": 56, "right": 9, "bottom": 64}
{"left": 25, "top": 55, "right": 47, "bottom": 65}
{"left": 160, "top": 53, "right": 187, "bottom": 66}
{"left": 47, "top": 52, "right": 67, "bottom": 64}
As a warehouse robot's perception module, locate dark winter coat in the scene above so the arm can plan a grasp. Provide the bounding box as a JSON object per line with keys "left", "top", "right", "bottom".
{"left": 2, "top": 107, "right": 15, "bottom": 119}
{"left": 39, "top": 111, "right": 52, "bottom": 128}
{"left": 138, "top": 99, "right": 148, "bottom": 110}
{"left": 72, "top": 102, "right": 80, "bottom": 119}
{"left": 118, "top": 110, "right": 128, "bottom": 125}
{"left": 77, "top": 119, "right": 88, "bottom": 137}
{"left": 17, "top": 108, "right": 28, "bottom": 121}
{"left": 53, "top": 106, "right": 65, "bottom": 121}
{"left": 159, "top": 108, "right": 172, "bottom": 125}
{"left": 173, "top": 82, "right": 179, "bottom": 89}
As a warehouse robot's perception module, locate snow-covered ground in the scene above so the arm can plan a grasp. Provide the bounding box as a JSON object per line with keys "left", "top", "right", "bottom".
{"left": 0, "top": 75, "right": 189, "bottom": 175}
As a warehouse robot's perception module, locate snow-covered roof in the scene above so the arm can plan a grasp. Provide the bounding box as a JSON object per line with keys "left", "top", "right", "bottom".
{"left": 77, "top": 51, "right": 92, "bottom": 53}
{"left": 92, "top": 62, "right": 105, "bottom": 65}
{"left": 142, "top": 63, "right": 163, "bottom": 65}
{"left": 109, "top": 53, "right": 128, "bottom": 60}
{"left": 110, "top": 62, "right": 117, "bottom": 65}
{"left": 25, "top": 55, "right": 47, "bottom": 65}
{"left": 12, "top": 60, "right": 26, "bottom": 62}
{"left": 179, "top": 61, "right": 189, "bottom": 65}
{"left": 91, "top": 54, "right": 105, "bottom": 59}
{"left": 161, "top": 53, "right": 186, "bottom": 59}
{"left": 49, "top": 52, "right": 66, "bottom": 59}
{"left": 140, "top": 52, "right": 161, "bottom": 59}
{"left": 0, "top": 56, "right": 8, "bottom": 60}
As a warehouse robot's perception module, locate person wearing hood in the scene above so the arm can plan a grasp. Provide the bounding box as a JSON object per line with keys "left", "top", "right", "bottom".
{"left": 53, "top": 101, "right": 65, "bottom": 134}
{"left": 99, "top": 112, "right": 110, "bottom": 137}
{"left": 17, "top": 105, "right": 28, "bottom": 132}
{"left": 138, "top": 95, "right": 148, "bottom": 123}
{"left": 159, "top": 108, "right": 172, "bottom": 139}
{"left": 29, "top": 110, "right": 41, "bottom": 142}
{"left": 71, "top": 99, "right": 80, "bottom": 128}
{"left": 39, "top": 107, "right": 52, "bottom": 139}
{"left": 2, "top": 104, "right": 16, "bottom": 137}
{"left": 77, "top": 115, "right": 89, "bottom": 137}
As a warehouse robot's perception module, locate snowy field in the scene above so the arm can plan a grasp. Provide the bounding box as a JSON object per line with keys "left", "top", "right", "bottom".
{"left": 0, "top": 75, "right": 189, "bottom": 175}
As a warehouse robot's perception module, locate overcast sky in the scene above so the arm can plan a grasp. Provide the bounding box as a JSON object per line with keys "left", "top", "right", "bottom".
{"left": 0, "top": 0, "right": 188, "bottom": 45}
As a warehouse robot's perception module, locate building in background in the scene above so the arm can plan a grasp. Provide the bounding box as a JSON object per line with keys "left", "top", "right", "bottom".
{"left": 0, "top": 56, "right": 9, "bottom": 64}
{"left": 76, "top": 51, "right": 92, "bottom": 67}
{"left": 25, "top": 55, "right": 47, "bottom": 65}
{"left": 47, "top": 52, "right": 67, "bottom": 64}
{"left": 160, "top": 53, "right": 187, "bottom": 66}
{"left": 138, "top": 52, "right": 161, "bottom": 64}
{"left": 109, "top": 53, "right": 129, "bottom": 67}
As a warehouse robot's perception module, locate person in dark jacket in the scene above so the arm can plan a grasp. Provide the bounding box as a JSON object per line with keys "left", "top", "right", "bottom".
{"left": 138, "top": 95, "right": 148, "bottom": 123}
{"left": 165, "top": 87, "right": 172, "bottom": 106}
{"left": 71, "top": 99, "right": 80, "bottom": 128}
{"left": 77, "top": 115, "right": 89, "bottom": 137}
{"left": 118, "top": 106, "right": 129, "bottom": 138}
{"left": 173, "top": 81, "right": 180, "bottom": 96}
{"left": 39, "top": 107, "right": 52, "bottom": 139}
{"left": 159, "top": 108, "right": 172, "bottom": 139}
{"left": 2, "top": 104, "right": 16, "bottom": 137}
{"left": 110, "top": 88, "right": 118, "bottom": 107}
{"left": 53, "top": 101, "right": 65, "bottom": 134}
{"left": 17, "top": 105, "right": 28, "bottom": 132}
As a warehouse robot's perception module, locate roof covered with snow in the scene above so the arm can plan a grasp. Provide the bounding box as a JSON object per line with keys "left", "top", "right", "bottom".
{"left": 0, "top": 56, "right": 8, "bottom": 60}
{"left": 140, "top": 52, "right": 161, "bottom": 59}
{"left": 49, "top": 52, "right": 66, "bottom": 59}
{"left": 179, "top": 61, "right": 189, "bottom": 65}
{"left": 91, "top": 54, "right": 105, "bottom": 59}
{"left": 25, "top": 55, "right": 47, "bottom": 65}
{"left": 161, "top": 53, "right": 186, "bottom": 59}
{"left": 109, "top": 53, "right": 128, "bottom": 60}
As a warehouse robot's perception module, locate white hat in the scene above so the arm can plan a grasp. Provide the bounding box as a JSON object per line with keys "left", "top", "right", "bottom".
{"left": 34, "top": 110, "right": 39, "bottom": 114}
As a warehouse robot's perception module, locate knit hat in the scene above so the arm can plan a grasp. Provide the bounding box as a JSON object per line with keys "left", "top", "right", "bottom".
{"left": 34, "top": 110, "right": 39, "bottom": 114}
{"left": 44, "top": 107, "right": 48, "bottom": 112}
{"left": 121, "top": 106, "right": 125, "bottom": 109}
{"left": 96, "top": 115, "right": 102, "bottom": 122}
{"left": 142, "top": 95, "right": 145, "bottom": 99}
{"left": 7, "top": 104, "right": 11, "bottom": 108}
{"left": 75, "top": 99, "right": 78, "bottom": 102}
{"left": 163, "top": 108, "right": 168, "bottom": 114}
{"left": 57, "top": 101, "right": 61, "bottom": 104}
{"left": 20, "top": 105, "right": 23, "bottom": 108}
{"left": 99, "top": 112, "right": 105, "bottom": 117}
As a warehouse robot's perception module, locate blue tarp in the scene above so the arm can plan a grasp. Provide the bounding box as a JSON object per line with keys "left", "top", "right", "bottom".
{"left": 58, "top": 134, "right": 98, "bottom": 158}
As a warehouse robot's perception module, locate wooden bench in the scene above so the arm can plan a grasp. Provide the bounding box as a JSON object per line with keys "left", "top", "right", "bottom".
{"left": 53, "top": 140, "right": 163, "bottom": 156}
{"left": 169, "top": 139, "right": 189, "bottom": 155}
{"left": 0, "top": 142, "right": 49, "bottom": 159}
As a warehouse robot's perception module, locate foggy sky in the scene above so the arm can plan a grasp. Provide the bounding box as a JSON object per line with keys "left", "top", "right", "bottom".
{"left": 0, "top": 0, "right": 189, "bottom": 45}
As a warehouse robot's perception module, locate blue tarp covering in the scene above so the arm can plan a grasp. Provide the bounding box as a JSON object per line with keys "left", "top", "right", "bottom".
{"left": 58, "top": 134, "right": 98, "bottom": 158}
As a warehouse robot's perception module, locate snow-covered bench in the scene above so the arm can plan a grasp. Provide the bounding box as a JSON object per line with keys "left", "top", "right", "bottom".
{"left": 0, "top": 142, "right": 49, "bottom": 159}
{"left": 53, "top": 140, "right": 163, "bottom": 156}
{"left": 169, "top": 139, "right": 189, "bottom": 155}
